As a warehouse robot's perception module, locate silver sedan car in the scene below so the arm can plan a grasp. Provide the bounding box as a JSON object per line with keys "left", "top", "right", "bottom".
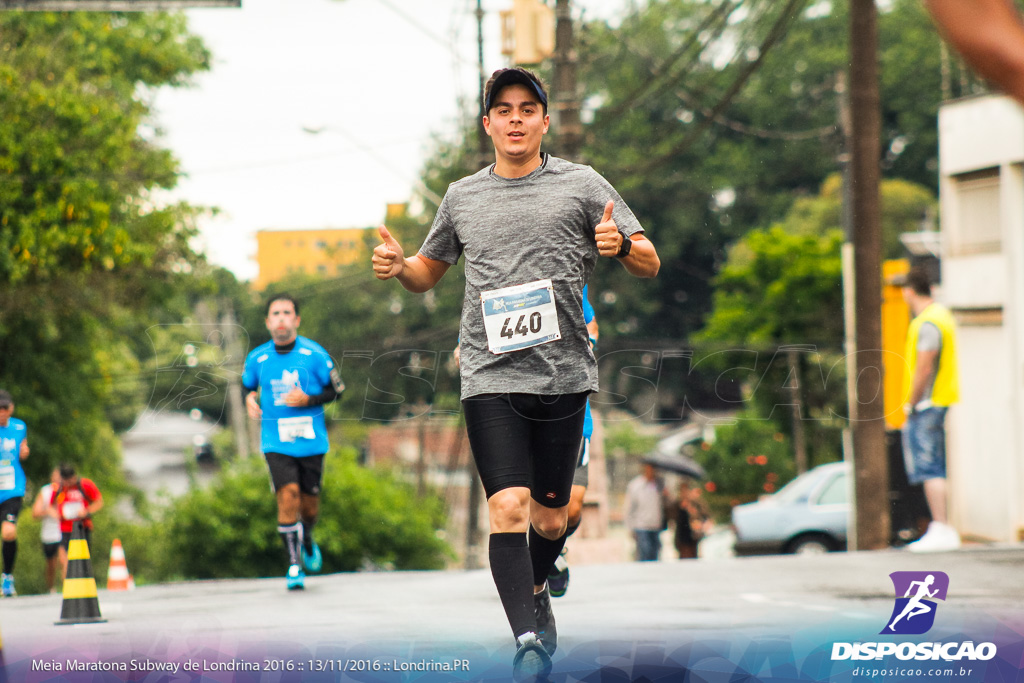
{"left": 731, "top": 461, "right": 849, "bottom": 556}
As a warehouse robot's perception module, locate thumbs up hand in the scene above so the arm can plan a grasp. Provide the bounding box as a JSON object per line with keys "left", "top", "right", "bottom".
{"left": 595, "top": 201, "right": 621, "bottom": 258}
{"left": 372, "top": 225, "right": 406, "bottom": 280}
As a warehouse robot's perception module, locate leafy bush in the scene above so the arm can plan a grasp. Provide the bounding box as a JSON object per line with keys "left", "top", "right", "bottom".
{"left": 153, "top": 448, "right": 451, "bottom": 580}
{"left": 699, "top": 413, "right": 797, "bottom": 501}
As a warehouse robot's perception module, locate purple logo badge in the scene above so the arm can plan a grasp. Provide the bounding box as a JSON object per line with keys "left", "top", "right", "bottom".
{"left": 882, "top": 571, "right": 949, "bottom": 635}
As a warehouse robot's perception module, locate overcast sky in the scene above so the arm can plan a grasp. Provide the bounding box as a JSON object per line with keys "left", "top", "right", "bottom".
{"left": 155, "top": 0, "right": 628, "bottom": 282}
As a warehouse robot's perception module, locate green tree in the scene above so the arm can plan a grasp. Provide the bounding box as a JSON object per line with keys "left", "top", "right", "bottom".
{"left": 573, "top": 0, "right": 955, "bottom": 341}
{"left": 0, "top": 13, "right": 211, "bottom": 487}
{"left": 694, "top": 189, "right": 850, "bottom": 470}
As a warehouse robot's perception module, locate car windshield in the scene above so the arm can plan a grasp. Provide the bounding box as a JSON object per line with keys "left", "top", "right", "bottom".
{"left": 771, "top": 468, "right": 832, "bottom": 505}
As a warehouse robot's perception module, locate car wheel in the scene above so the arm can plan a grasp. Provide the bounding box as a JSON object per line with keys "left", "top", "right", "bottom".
{"left": 789, "top": 535, "right": 833, "bottom": 555}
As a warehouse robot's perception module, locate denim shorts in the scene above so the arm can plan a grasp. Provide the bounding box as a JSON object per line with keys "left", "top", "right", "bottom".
{"left": 902, "top": 406, "right": 948, "bottom": 484}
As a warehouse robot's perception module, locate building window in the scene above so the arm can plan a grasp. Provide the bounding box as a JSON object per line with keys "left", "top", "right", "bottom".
{"left": 317, "top": 265, "right": 327, "bottom": 274}
{"left": 316, "top": 240, "right": 327, "bottom": 249}
{"left": 284, "top": 240, "right": 292, "bottom": 247}
{"left": 950, "top": 168, "right": 1001, "bottom": 255}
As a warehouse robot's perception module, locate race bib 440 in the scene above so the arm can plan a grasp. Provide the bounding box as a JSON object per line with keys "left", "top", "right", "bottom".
{"left": 481, "top": 279, "right": 562, "bottom": 355}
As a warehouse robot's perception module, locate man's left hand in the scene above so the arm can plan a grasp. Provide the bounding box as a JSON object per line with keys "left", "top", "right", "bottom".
{"left": 282, "top": 387, "right": 310, "bottom": 408}
{"left": 595, "top": 201, "right": 621, "bottom": 258}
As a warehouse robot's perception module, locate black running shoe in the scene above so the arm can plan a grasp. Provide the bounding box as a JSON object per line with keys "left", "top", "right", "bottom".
{"left": 513, "top": 632, "right": 552, "bottom": 682}
{"left": 534, "top": 585, "right": 557, "bottom": 656}
{"left": 547, "top": 549, "right": 569, "bottom": 598}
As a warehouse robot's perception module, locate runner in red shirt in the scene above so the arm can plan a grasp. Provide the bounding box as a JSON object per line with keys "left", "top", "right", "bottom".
{"left": 49, "top": 463, "right": 103, "bottom": 577}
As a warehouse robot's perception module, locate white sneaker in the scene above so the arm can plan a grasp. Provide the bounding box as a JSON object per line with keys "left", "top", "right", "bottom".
{"left": 907, "top": 522, "right": 961, "bottom": 553}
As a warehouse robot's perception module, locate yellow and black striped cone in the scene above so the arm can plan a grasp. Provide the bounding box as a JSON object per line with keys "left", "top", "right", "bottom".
{"left": 55, "top": 521, "right": 106, "bottom": 625}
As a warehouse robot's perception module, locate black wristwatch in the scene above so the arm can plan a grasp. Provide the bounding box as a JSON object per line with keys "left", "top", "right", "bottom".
{"left": 615, "top": 232, "right": 632, "bottom": 258}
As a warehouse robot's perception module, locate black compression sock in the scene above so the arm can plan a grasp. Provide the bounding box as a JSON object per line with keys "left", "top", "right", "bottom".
{"left": 529, "top": 525, "right": 569, "bottom": 587}
{"left": 2, "top": 539, "right": 15, "bottom": 574}
{"left": 301, "top": 520, "right": 315, "bottom": 554}
{"left": 489, "top": 532, "right": 536, "bottom": 639}
{"left": 277, "top": 522, "right": 303, "bottom": 567}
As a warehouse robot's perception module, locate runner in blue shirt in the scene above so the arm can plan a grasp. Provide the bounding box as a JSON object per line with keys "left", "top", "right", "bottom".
{"left": 242, "top": 294, "right": 344, "bottom": 590}
{"left": 0, "top": 389, "right": 30, "bottom": 597}
{"left": 546, "top": 285, "right": 598, "bottom": 598}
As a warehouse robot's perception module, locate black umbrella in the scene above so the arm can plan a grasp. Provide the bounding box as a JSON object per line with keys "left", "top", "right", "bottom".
{"left": 641, "top": 451, "right": 706, "bottom": 479}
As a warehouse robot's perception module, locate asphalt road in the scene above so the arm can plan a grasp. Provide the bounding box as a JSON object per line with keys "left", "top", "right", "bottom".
{"left": 2, "top": 545, "right": 1023, "bottom": 682}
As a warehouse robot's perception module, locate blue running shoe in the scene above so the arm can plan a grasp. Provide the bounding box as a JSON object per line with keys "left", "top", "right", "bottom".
{"left": 286, "top": 564, "right": 305, "bottom": 591}
{"left": 301, "top": 541, "right": 322, "bottom": 573}
{"left": 1, "top": 573, "right": 15, "bottom": 597}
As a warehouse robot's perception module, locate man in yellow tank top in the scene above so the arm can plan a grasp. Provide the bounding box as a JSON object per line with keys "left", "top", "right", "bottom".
{"left": 901, "top": 267, "right": 961, "bottom": 552}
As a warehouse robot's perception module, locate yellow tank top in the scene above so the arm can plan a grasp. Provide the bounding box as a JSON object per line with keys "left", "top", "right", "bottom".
{"left": 902, "top": 302, "right": 959, "bottom": 407}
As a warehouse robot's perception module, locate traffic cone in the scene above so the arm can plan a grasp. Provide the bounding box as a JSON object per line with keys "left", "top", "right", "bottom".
{"left": 55, "top": 521, "right": 106, "bottom": 625}
{"left": 106, "top": 539, "right": 130, "bottom": 591}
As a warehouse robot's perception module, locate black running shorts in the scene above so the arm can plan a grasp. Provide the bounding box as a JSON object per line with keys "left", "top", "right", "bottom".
{"left": 42, "top": 541, "right": 60, "bottom": 559}
{"left": 462, "top": 392, "right": 588, "bottom": 508}
{"left": 0, "top": 497, "right": 22, "bottom": 525}
{"left": 264, "top": 452, "right": 325, "bottom": 496}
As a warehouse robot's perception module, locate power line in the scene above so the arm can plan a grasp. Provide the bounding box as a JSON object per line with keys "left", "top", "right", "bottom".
{"left": 636, "top": 0, "right": 811, "bottom": 174}
{"left": 376, "top": 0, "right": 477, "bottom": 69}
{"left": 603, "top": 0, "right": 745, "bottom": 122}
{"left": 673, "top": 87, "right": 837, "bottom": 141}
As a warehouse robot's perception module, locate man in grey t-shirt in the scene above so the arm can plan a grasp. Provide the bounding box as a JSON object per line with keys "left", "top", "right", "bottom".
{"left": 372, "top": 66, "right": 660, "bottom": 680}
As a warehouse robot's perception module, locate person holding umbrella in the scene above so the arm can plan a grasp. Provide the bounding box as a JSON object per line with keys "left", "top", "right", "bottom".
{"left": 673, "top": 478, "right": 710, "bottom": 559}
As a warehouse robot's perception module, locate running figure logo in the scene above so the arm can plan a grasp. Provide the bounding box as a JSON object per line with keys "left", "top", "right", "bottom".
{"left": 882, "top": 571, "right": 949, "bottom": 635}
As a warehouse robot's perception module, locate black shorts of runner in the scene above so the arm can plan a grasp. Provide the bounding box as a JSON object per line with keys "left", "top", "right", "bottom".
{"left": 264, "top": 452, "right": 325, "bottom": 496}
{"left": 61, "top": 527, "right": 92, "bottom": 551}
{"left": 0, "top": 497, "right": 22, "bottom": 525}
{"left": 42, "top": 541, "right": 60, "bottom": 559}
{"left": 462, "top": 392, "right": 588, "bottom": 508}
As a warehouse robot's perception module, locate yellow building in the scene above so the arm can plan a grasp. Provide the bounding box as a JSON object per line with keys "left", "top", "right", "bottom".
{"left": 254, "top": 204, "right": 408, "bottom": 290}
{"left": 254, "top": 227, "right": 372, "bottom": 290}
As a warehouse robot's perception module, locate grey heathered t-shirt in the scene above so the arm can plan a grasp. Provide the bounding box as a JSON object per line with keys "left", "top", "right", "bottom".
{"left": 916, "top": 321, "right": 942, "bottom": 403}
{"left": 419, "top": 154, "right": 644, "bottom": 399}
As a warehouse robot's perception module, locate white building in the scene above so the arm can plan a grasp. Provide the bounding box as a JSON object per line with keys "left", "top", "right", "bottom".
{"left": 937, "top": 94, "right": 1024, "bottom": 543}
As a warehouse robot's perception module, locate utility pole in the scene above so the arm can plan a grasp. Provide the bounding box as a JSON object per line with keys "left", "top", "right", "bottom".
{"left": 465, "top": 0, "right": 487, "bottom": 570}
{"left": 552, "top": 0, "right": 582, "bottom": 161}
{"left": 786, "top": 348, "right": 807, "bottom": 475}
{"left": 221, "top": 306, "right": 250, "bottom": 460}
{"left": 476, "top": 0, "right": 491, "bottom": 170}
{"left": 848, "top": 0, "right": 890, "bottom": 550}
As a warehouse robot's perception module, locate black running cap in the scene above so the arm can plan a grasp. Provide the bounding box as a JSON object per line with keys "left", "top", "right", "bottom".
{"left": 485, "top": 68, "right": 548, "bottom": 113}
